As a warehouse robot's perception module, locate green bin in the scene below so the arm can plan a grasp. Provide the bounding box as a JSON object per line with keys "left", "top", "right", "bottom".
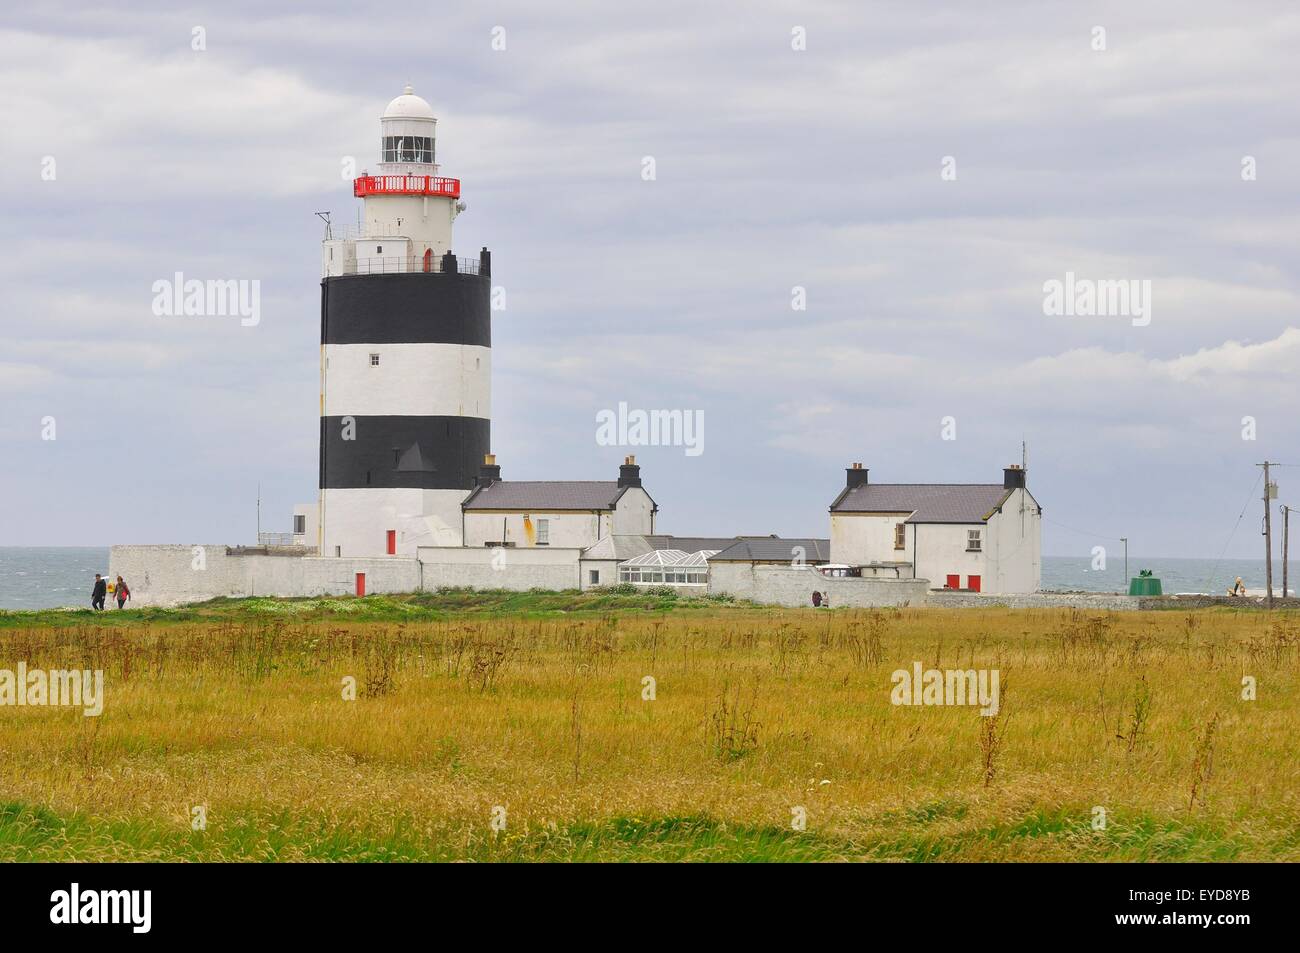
{"left": 1128, "top": 573, "right": 1162, "bottom": 596}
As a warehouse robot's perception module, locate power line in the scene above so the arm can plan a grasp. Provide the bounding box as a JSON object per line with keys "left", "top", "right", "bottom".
{"left": 1200, "top": 469, "right": 1264, "bottom": 594}
{"left": 1042, "top": 516, "right": 1125, "bottom": 543}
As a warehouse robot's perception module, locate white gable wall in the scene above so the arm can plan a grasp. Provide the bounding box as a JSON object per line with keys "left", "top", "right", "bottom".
{"left": 983, "top": 487, "right": 1042, "bottom": 594}
{"left": 612, "top": 487, "right": 655, "bottom": 535}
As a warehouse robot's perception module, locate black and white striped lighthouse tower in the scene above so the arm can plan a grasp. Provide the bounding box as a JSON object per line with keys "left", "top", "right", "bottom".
{"left": 318, "top": 86, "right": 491, "bottom": 556}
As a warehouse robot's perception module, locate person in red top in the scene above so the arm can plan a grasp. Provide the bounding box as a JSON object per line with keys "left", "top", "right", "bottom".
{"left": 114, "top": 575, "right": 131, "bottom": 609}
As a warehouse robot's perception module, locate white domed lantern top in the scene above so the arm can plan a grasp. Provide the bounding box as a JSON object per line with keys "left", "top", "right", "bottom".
{"left": 379, "top": 85, "right": 437, "bottom": 168}
{"left": 383, "top": 85, "right": 436, "bottom": 121}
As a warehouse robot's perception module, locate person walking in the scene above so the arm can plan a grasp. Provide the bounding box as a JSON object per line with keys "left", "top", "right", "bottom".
{"left": 114, "top": 575, "right": 131, "bottom": 609}
{"left": 91, "top": 573, "right": 107, "bottom": 611}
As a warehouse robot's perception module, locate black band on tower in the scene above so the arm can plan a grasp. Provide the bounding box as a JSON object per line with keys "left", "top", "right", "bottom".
{"left": 320, "top": 415, "right": 491, "bottom": 489}
{"left": 322, "top": 273, "right": 492, "bottom": 346}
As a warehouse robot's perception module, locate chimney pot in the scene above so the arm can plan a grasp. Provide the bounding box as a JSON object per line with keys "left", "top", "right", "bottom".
{"left": 477, "top": 453, "right": 502, "bottom": 487}
{"left": 618, "top": 457, "right": 642, "bottom": 489}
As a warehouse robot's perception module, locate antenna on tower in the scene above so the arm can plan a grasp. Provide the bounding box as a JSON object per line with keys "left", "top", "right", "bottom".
{"left": 314, "top": 211, "right": 332, "bottom": 241}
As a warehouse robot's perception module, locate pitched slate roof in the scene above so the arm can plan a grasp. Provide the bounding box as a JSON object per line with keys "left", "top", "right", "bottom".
{"left": 463, "top": 481, "right": 625, "bottom": 511}
{"left": 830, "top": 484, "right": 1012, "bottom": 523}
{"left": 581, "top": 534, "right": 655, "bottom": 561}
{"left": 644, "top": 535, "right": 746, "bottom": 553}
{"left": 709, "top": 538, "right": 832, "bottom": 562}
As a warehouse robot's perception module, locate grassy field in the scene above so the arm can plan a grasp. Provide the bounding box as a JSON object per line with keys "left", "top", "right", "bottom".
{"left": 0, "top": 591, "right": 1297, "bottom": 861}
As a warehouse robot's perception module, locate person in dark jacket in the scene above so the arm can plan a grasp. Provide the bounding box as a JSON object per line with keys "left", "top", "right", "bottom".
{"left": 91, "top": 574, "right": 107, "bottom": 611}
{"left": 114, "top": 575, "right": 131, "bottom": 609}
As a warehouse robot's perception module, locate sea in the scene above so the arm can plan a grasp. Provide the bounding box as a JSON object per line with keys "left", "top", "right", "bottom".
{"left": 0, "top": 546, "right": 1285, "bottom": 611}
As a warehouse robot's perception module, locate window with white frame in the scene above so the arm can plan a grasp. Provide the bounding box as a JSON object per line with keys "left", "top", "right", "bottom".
{"left": 894, "top": 522, "right": 906, "bottom": 550}
{"left": 369, "top": 353, "right": 380, "bottom": 366}
{"left": 967, "top": 528, "right": 982, "bottom": 552}
{"left": 536, "top": 518, "right": 549, "bottom": 545}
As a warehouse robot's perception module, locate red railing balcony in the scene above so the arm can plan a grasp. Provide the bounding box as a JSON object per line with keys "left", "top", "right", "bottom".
{"left": 353, "top": 175, "right": 461, "bottom": 198}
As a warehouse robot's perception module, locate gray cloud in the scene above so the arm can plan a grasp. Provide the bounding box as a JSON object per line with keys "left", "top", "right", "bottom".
{"left": 2, "top": 1, "right": 1297, "bottom": 559}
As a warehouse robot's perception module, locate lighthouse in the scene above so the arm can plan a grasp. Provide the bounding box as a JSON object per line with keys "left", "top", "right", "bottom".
{"left": 317, "top": 86, "right": 491, "bottom": 557}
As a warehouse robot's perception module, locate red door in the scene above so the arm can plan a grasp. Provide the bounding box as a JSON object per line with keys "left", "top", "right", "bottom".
{"left": 968, "top": 575, "right": 981, "bottom": 592}
{"left": 386, "top": 530, "right": 396, "bottom": 555}
{"left": 355, "top": 572, "right": 366, "bottom": 597}
{"left": 422, "top": 248, "right": 433, "bottom": 272}
{"left": 946, "top": 574, "right": 960, "bottom": 590}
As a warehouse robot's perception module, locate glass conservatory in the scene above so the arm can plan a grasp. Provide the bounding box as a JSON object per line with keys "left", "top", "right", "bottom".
{"left": 618, "top": 549, "right": 716, "bottom": 587}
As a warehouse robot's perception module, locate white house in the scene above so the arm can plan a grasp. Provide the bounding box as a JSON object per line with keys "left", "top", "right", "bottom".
{"left": 460, "top": 455, "right": 657, "bottom": 550}
{"left": 828, "top": 463, "right": 1041, "bottom": 594}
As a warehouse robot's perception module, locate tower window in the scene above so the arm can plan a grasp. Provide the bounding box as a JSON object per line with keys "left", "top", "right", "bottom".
{"left": 383, "top": 135, "right": 435, "bottom": 163}
{"left": 370, "top": 353, "right": 380, "bottom": 366}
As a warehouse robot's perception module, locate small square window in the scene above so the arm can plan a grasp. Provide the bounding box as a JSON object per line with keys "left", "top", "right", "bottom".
{"left": 370, "top": 353, "right": 380, "bottom": 366}
{"left": 376, "top": 244, "right": 382, "bottom": 253}
{"left": 589, "top": 570, "right": 599, "bottom": 585}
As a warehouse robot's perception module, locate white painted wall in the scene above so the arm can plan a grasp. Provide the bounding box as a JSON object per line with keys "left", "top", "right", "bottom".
{"left": 708, "top": 562, "right": 929, "bottom": 607}
{"left": 612, "top": 487, "right": 655, "bottom": 535}
{"left": 109, "top": 545, "right": 419, "bottom": 606}
{"left": 579, "top": 559, "right": 619, "bottom": 589}
{"left": 323, "top": 343, "right": 490, "bottom": 418}
{"left": 362, "top": 193, "right": 457, "bottom": 261}
{"left": 830, "top": 512, "right": 913, "bottom": 572}
{"left": 463, "top": 510, "right": 609, "bottom": 549}
{"left": 322, "top": 239, "right": 356, "bottom": 277}
{"left": 983, "top": 488, "right": 1042, "bottom": 594}
{"left": 292, "top": 503, "right": 319, "bottom": 551}
{"left": 417, "top": 546, "right": 581, "bottom": 591}
{"left": 321, "top": 487, "right": 468, "bottom": 557}
{"left": 914, "top": 523, "right": 986, "bottom": 590}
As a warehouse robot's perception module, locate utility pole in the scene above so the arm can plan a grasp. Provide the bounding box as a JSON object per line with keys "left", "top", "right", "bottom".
{"left": 1120, "top": 537, "right": 1128, "bottom": 590}
{"left": 1260, "top": 462, "right": 1275, "bottom": 608}
{"left": 1282, "top": 505, "right": 1290, "bottom": 601}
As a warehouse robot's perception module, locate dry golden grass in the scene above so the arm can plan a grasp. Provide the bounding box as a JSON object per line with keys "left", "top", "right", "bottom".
{"left": 1, "top": 604, "right": 1297, "bottom": 861}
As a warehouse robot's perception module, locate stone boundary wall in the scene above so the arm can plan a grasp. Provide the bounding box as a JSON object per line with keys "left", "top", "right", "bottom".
{"left": 417, "top": 546, "right": 581, "bottom": 592}
{"left": 709, "top": 563, "right": 929, "bottom": 607}
{"left": 108, "top": 545, "right": 418, "bottom": 606}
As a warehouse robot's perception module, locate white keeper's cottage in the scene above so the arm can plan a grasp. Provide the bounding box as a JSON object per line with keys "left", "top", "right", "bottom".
{"left": 828, "top": 463, "right": 1042, "bottom": 594}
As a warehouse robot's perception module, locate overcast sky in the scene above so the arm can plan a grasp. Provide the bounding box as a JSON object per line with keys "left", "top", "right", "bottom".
{"left": 2, "top": 1, "right": 1298, "bottom": 559}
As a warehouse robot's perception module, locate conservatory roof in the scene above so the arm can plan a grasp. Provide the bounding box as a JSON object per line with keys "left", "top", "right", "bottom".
{"left": 622, "top": 549, "right": 718, "bottom": 568}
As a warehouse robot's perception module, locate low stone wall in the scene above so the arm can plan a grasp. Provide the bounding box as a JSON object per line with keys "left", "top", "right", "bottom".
{"left": 108, "top": 544, "right": 419, "bottom": 606}
{"left": 709, "top": 563, "right": 929, "bottom": 607}
{"left": 417, "top": 546, "right": 582, "bottom": 592}
{"left": 927, "top": 591, "right": 1144, "bottom": 610}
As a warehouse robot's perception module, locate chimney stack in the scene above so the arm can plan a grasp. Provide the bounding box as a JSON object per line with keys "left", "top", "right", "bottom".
{"left": 1003, "top": 464, "right": 1026, "bottom": 489}
{"left": 478, "top": 452, "right": 501, "bottom": 487}
{"left": 618, "top": 454, "right": 642, "bottom": 488}
{"left": 846, "top": 462, "right": 869, "bottom": 490}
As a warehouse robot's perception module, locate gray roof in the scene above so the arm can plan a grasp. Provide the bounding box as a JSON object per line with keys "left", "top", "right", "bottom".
{"left": 709, "top": 537, "right": 832, "bottom": 562}
{"left": 581, "top": 535, "right": 655, "bottom": 560}
{"left": 645, "top": 535, "right": 745, "bottom": 553}
{"left": 830, "top": 484, "right": 1012, "bottom": 523}
{"left": 463, "top": 481, "right": 626, "bottom": 511}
